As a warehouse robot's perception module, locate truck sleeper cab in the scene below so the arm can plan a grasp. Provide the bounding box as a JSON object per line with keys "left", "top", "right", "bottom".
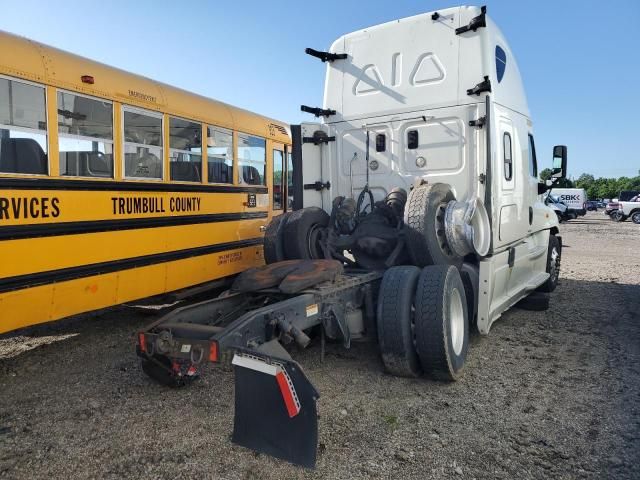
{"left": 137, "top": 5, "right": 568, "bottom": 468}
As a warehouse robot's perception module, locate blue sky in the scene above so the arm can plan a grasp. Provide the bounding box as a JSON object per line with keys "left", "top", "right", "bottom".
{"left": 1, "top": 0, "right": 638, "bottom": 178}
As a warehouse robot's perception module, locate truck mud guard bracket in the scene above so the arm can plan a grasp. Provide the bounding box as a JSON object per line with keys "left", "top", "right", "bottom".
{"left": 302, "top": 130, "right": 336, "bottom": 145}
{"left": 456, "top": 6, "right": 487, "bottom": 35}
{"left": 469, "top": 116, "right": 486, "bottom": 128}
{"left": 301, "top": 105, "right": 336, "bottom": 118}
{"left": 467, "top": 76, "right": 492, "bottom": 96}
{"left": 305, "top": 47, "right": 347, "bottom": 63}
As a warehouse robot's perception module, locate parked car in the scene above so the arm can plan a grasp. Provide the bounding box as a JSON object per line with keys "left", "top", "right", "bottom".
{"left": 585, "top": 201, "right": 598, "bottom": 211}
{"left": 613, "top": 195, "right": 640, "bottom": 223}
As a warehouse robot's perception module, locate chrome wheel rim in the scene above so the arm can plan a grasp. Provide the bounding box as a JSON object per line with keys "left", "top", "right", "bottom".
{"left": 549, "top": 246, "right": 560, "bottom": 283}
{"left": 450, "top": 287, "right": 464, "bottom": 356}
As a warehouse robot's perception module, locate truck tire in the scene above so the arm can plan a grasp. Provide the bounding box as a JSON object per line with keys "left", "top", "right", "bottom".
{"left": 515, "top": 291, "right": 550, "bottom": 311}
{"left": 537, "top": 234, "right": 561, "bottom": 293}
{"left": 632, "top": 212, "right": 640, "bottom": 224}
{"left": 414, "top": 265, "right": 469, "bottom": 381}
{"left": 263, "top": 212, "right": 291, "bottom": 264}
{"left": 376, "top": 266, "right": 422, "bottom": 377}
{"left": 404, "top": 183, "right": 461, "bottom": 268}
{"left": 612, "top": 210, "right": 625, "bottom": 222}
{"left": 283, "top": 207, "right": 329, "bottom": 260}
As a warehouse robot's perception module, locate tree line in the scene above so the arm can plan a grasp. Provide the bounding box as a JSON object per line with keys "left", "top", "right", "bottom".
{"left": 539, "top": 169, "right": 640, "bottom": 200}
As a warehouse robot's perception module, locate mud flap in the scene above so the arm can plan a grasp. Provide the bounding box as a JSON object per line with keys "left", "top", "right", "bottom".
{"left": 231, "top": 350, "right": 320, "bottom": 468}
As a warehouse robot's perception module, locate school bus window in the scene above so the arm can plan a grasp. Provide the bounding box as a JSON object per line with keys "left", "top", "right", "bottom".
{"left": 273, "top": 149, "right": 284, "bottom": 209}
{"left": 0, "top": 77, "right": 48, "bottom": 175}
{"left": 169, "top": 117, "right": 202, "bottom": 182}
{"left": 238, "top": 133, "right": 265, "bottom": 185}
{"left": 58, "top": 91, "right": 113, "bottom": 178}
{"left": 207, "top": 126, "right": 233, "bottom": 184}
{"left": 123, "top": 107, "right": 163, "bottom": 179}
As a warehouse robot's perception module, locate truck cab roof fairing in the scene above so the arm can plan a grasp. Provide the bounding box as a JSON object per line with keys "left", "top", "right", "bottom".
{"left": 322, "top": 6, "right": 530, "bottom": 123}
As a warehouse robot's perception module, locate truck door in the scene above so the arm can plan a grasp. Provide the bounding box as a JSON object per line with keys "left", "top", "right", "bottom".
{"left": 495, "top": 113, "right": 528, "bottom": 246}
{"left": 291, "top": 123, "right": 333, "bottom": 211}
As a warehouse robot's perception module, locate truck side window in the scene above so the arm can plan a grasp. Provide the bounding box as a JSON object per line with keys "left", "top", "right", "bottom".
{"left": 527, "top": 134, "right": 537, "bottom": 178}
{"left": 376, "top": 133, "right": 386, "bottom": 152}
{"left": 503, "top": 132, "right": 512, "bottom": 181}
{"left": 407, "top": 130, "right": 418, "bottom": 149}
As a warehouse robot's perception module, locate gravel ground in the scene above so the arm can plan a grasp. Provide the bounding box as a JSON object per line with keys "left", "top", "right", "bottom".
{"left": 1, "top": 211, "right": 638, "bottom": 479}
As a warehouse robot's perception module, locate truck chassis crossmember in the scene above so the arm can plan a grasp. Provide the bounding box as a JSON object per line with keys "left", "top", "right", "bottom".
{"left": 137, "top": 268, "right": 381, "bottom": 467}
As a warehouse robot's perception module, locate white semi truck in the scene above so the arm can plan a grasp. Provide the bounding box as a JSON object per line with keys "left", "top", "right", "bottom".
{"left": 137, "top": 5, "right": 568, "bottom": 467}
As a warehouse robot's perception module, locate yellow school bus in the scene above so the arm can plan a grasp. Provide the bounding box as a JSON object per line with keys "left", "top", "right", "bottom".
{"left": 0, "top": 30, "right": 293, "bottom": 334}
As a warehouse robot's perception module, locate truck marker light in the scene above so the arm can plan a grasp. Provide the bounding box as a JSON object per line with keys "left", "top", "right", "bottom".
{"left": 209, "top": 341, "right": 219, "bottom": 362}
{"left": 138, "top": 333, "right": 146, "bottom": 353}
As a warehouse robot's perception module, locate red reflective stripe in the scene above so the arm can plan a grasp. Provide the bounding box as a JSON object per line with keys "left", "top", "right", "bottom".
{"left": 138, "top": 333, "right": 146, "bottom": 353}
{"left": 275, "top": 371, "right": 300, "bottom": 418}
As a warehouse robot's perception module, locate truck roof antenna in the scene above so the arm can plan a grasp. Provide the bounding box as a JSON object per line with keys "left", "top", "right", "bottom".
{"left": 305, "top": 48, "right": 347, "bottom": 63}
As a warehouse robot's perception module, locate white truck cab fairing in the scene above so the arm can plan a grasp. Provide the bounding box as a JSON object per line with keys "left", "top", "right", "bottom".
{"left": 296, "top": 6, "right": 562, "bottom": 333}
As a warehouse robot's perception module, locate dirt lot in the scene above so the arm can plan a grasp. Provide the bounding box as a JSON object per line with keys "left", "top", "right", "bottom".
{"left": 1, "top": 212, "right": 638, "bottom": 479}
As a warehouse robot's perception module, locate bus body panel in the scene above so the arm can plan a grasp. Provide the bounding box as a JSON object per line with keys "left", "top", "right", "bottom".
{"left": 0, "top": 244, "right": 262, "bottom": 333}
{"left": 0, "top": 30, "right": 292, "bottom": 333}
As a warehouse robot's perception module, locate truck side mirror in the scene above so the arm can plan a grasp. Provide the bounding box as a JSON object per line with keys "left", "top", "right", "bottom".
{"left": 552, "top": 145, "right": 567, "bottom": 179}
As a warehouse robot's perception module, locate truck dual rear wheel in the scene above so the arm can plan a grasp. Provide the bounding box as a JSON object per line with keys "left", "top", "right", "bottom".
{"left": 404, "top": 183, "right": 462, "bottom": 268}
{"left": 377, "top": 266, "right": 422, "bottom": 377}
{"left": 414, "top": 265, "right": 469, "bottom": 381}
{"left": 377, "top": 264, "right": 469, "bottom": 381}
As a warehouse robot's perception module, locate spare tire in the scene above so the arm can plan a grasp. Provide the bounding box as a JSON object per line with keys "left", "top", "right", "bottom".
{"left": 283, "top": 207, "right": 330, "bottom": 260}
{"left": 404, "top": 183, "right": 461, "bottom": 268}
{"left": 263, "top": 212, "right": 292, "bottom": 264}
